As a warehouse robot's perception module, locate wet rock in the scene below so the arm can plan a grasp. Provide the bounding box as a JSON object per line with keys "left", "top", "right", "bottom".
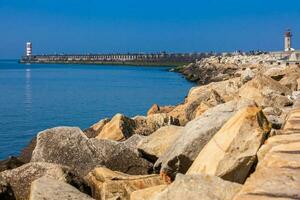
{"left": 0, "top": 162, "right": 87, "bottom": 200}
{"left": 29, "top": 176, "right": 94, "bottom": 200}
{"left": 85, "top": 167, "right": 164, "bottom": 200}
{"left": 31, "top": 127, "right": 152, "bottom": 176}
{"left": 0, "top": 157, "right": 24, "bottom": 172}
{"left": 96, "top": 114, "right": 135, "bottom": 141}
{"left": 154, "top": 99, "right": 256, "bottom": 181}
{"left": 137, "top": 125, "right": 183, "bottom": 162}
{"left": 152, "top": 174, "right": 242, "bottom": 200}
{"left": 18, "top": 137, "right": 37, "bottom": 163}
{"left": 239, "top": 74, "right": 292, "bottom": 108}
{"left": 130, "top": 185, "right": 167, "bottom": 200}
{"left": 84, "top": 118, "right": 110, "bottom": 138}
{"left": 187, "top": 105, "right": 270, "bottom": 184}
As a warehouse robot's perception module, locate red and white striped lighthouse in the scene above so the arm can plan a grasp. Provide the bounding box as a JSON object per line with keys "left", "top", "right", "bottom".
{"left": 26, "top": 42, "right": 32, "bottom": 56}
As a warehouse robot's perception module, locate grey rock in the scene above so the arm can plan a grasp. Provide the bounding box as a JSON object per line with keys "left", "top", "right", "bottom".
{"left": 0, "top": 157, "right": 24, "bottom": 173}
{"left": 241, "top": 67, "right": 254, "bottom": 83}
{"left": 152, "top": 174, "right": 242, "bottom": 200}
{"left": 154, "top": 99, "right": 255, "bottom": 181}
{"left": 0, "top": 162, "right": 89, "bottom": 200}
{"left": 31, "top": 127, "right": 152, "bottom": 176}
{"left": 29, "top": 176, "right": 94, "bottom": 200}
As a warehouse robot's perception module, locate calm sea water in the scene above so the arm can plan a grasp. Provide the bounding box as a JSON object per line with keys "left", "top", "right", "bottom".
{"left": 0, "top": 60, "right": 194, "bottom": 159}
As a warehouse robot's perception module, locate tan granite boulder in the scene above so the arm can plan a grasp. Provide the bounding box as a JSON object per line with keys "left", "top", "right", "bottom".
{"left": 283, "top": 108, "right": 300, "bottom": 134}
{"left": 154, "top": 99, "right": 256, "bottom": 182}
{"left": 257, "top": 134, "right": 300, "bottom": 162}
{"left": 168, "top": 78, "right": 241, "bottom": 125}
{"left": 187, "top": 105, "right": 270, "bottom": 183}
{"left": 29, "top": 176, "right": 94, "bottom": 200}
{"left": 85, "top": 167, "right": 164, "bottom": 200}
{"left": 152, "top": 174, "right": 242, "bottom": 200}
{"left": 0, "top": 162, "right": 88, "bottom": 200}
{"left": 263, "top": 65, "right": 300, "bottom": 81}
{"left": 137, "top": 125, "right": 183, "bottom": 162}
{"left": 130, "top": 185, "right": 167, "bottom": 200}
{"left": 234, "top": 142, "right": 300, "bottom": 200}
{"left": 239, "top": 74, "right": 292, "bottom": 108}
{"left": 279, "top": 72, "right": 300, "bottom": 91}
{"left": 84, "top": 118, "right": 110, "bottom": 138}
{"left": 96, "top": 114, "right": 135, "bottom": 141}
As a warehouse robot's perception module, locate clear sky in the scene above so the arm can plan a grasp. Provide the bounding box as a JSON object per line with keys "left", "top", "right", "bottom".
{"left": 0, "top": 0, "right": 300, "bottom": 58}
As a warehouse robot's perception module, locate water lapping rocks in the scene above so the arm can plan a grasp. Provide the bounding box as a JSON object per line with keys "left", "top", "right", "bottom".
{"left": 1, "top": 53, "right": 300, "bottom": 199}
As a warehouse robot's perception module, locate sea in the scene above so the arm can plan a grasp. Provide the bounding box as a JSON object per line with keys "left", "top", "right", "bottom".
{"left": 0, "top": 60, "right": 194, "bottom": 159}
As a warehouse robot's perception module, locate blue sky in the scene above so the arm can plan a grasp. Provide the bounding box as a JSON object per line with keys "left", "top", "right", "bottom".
{"left": 0, "top": 0, "right": 300, "bottom": 58}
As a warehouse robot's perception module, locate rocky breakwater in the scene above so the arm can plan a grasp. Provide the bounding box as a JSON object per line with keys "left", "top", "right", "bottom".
{"left": 1, "top": 53, "right": 300, "bottom": 200}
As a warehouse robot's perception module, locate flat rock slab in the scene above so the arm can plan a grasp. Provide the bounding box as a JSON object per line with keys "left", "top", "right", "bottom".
{"left": 154, "top": 99, "right": 255, "bottom": 181}
{"left": 130, "top": 185, "right": 167, "bottom": 200}
{"left": 30, "top": 176, "right": 94, "bottom": 200}
{"left": 234, "top": 136, "right": 300, "bottom": 199}
{"left": 152, "top": 174, "right": 242, "bottom": 200}
{"left": 137, "top": 125, "right": 183, "bottom": 162}
{"left": 31, "top": 127, "right": 152, "bottom": 176}
{"left": 85, "top": 167, "right": 164, "bottom": 200}
{"left": 187, "top": 105, "right": 270, "bottom": 184}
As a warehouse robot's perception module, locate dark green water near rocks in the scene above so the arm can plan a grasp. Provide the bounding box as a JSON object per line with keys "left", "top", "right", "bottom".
{"left": 0, "top": 60, "right": 194, "bottom": 159}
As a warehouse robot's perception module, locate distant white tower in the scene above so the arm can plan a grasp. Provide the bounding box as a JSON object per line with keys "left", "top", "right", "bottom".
{"left": 26, "top": 42, "right": 32, "bottom": 56}
{"left": 284, "top": 30, "right": 292, "bottom": 52}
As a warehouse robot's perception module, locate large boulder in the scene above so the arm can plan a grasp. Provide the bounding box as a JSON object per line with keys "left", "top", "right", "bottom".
{"left": 137, "top": 126, "right": 184, "bottom": 162}
{"left": 238, "top": 74, "right": 292, "bottom": 108}
{"left": 283, "top": 106, "right": 300, "bottom": 134}
{"left": 168, "top": 78, "right": 241, "bottom": 125}
{"left": 96, "top": 114, "right": 135, "bottom": 141}
{"left": 84, "top": 118, "right": 110, "bottom": 138}
{"left": 29, "top": 176, "right": 94, "bottom": 200}
{"left": 31, "top": 127, "right": 152, "bottom": 176}
{"left": 187, "top": 105, "right": 270, "bottom": 183}
{"left": 0, "top": 162, "right": 89, "bottom": 200}
{"left": 154, "top": 99, "right": 256, "bottom": 182}
{"left": 233, "top": 142, "right": 300, "bottom": 200}
{"left": 279, "top": 72, "right": 300, "bottom": 91}
{"left": 130, "top": 185, "right": 167, "bottom": 200}
{"left": 85, "top": 167, "right": 164, "bottom": 200}
{"left": 257, "top": 134, "right": 300, "bottom": 161}
{"left": 152, "top": 174, "right": 242, "bottom": 200}
{"left": 263, "top": 65, "right": 300, "bottom": 81}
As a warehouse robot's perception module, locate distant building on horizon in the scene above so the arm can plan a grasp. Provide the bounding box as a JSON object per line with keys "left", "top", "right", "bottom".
{"left": 26, "top": 42, "right": 32, "bottom": 56}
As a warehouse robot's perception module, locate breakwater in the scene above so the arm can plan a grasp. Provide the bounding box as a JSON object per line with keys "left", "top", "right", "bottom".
{"left": 20, "top": 52, "right": 210, "bottom": 66}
